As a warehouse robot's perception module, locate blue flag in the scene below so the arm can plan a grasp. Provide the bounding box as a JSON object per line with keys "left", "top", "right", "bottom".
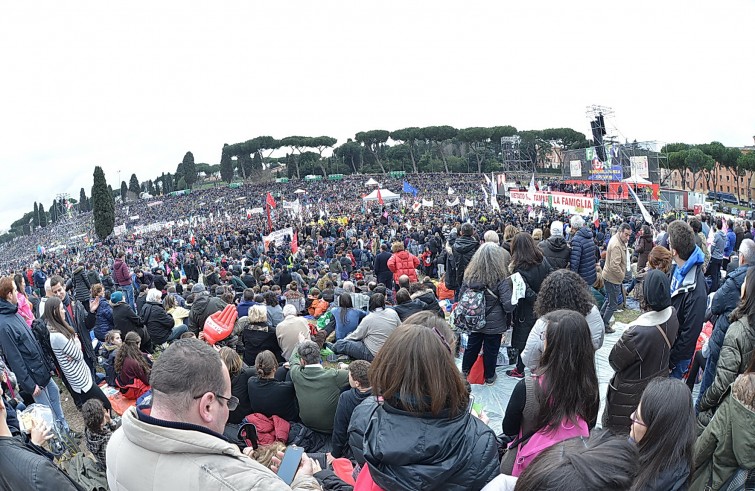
{"left": 402, "top": 181, "right": 418, "bottom": 197}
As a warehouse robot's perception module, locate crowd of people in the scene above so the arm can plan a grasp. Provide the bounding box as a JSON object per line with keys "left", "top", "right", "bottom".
{"left": 0, "top": 172, "right": 753, "bottom": 490}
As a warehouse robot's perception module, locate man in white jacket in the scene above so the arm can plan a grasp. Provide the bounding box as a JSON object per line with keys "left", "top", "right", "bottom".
{"left": 106, "top": 338, "right": 321, "bottom": 491}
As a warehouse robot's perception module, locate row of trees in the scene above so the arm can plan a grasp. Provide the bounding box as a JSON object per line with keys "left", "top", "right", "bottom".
{"left": 663, "top": 142, "right": 755, "bottom": 202}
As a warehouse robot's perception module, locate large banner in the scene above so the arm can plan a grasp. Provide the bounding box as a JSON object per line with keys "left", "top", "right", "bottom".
{"left": 263, "top": 227, "right": 293, "bottom": 248}
{"left": 629, "top": 156, "right": 649, "bottom": 179}
{"left": 509, "top": 191, "right": 596, "bottom": 214}
{"left": 586, "top": 147, "right": 623, "bottom": 181}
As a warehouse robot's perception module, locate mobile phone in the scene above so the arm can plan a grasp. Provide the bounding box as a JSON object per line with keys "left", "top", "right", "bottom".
{"left": 277, "top": 445, "right": 304, "bottom": 485}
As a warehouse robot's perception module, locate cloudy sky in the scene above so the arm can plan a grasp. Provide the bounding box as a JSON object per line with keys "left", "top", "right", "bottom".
{"left": 1, "top": 1, "right": 753, "bottom": 232}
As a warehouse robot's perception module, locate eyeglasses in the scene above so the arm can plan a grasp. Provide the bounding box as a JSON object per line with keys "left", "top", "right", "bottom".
{"left": 629, "top": 411, "right": 646, "bottom": 427}
{"left": 433, "top": 326, "right": 452, "bottom": 354}
{"left": 193, "top": 393, "right": 239, "bottom": 411}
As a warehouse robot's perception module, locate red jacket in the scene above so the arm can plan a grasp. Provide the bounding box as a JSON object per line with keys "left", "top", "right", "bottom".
{"left": 245, "top": 413, "right": 291, "bottom": 446}
{"left": 387, "top": 251, "right": 419, "bottom": 283}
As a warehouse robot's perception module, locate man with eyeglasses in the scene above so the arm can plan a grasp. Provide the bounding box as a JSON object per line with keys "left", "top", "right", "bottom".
{"left": 106, "top": 338, "right": 322, "bottom": 490}
{"left": 600, "top": 223, "right": 632, "bottom": 334}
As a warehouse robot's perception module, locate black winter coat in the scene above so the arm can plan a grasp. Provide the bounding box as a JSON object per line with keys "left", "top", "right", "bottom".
{"left": 538, "top": 237, "right": 571, "bottom": 270}
{"left": 604, "top": 308, "right": 679, "bottom": 432}
{"left": 0, "top": 437, "right": 81, "bottom": 491}
{"left": 374, "top": 251, "right": 394, "bottom": 287}
{"left": 241, "top": 319, "right": 282, "bottom": 365}
{"left": 570, "top": 226, "right": 597, "bottom": 286}
{"left": 69, "top": 267, "right": 91, "bottom": 303}
{"left": 187, "top": 293, "right": 226, "bottom": 335}
{"left": 112, "top": 303, "right": 151, "bottom": 352}
{"left": 0, "top": 300, "right": 52, "bottom": 394}
{"left": 141, "top": 301, "right": 174, "bottom": 345}
{"left": 354, "top": 398, "right": 500, "bottom": 491}
{"left": 458, "top": 279, "right": 511, "bottom": 335}
{"left": 452, "top": 235, "right": 479, "bottom": 286}
{"left": 511, "top": 260, "right": 552, "bottom": 348}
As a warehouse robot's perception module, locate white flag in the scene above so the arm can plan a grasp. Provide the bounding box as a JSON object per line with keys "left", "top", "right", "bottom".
{"left": 446, "top": 197, "right": 460, "bottom": 207}
{"left": 422, "top": 199, "right": 433, "bottom": 208}
{"left": 481, "top": 184, "right": 488, "bottom": 204}
{"left": 448, "top": 187, "right": 455, "bottom": 195}
{"left": 528, "top": 173, "right": 536, "bottom": 193}
{"left": 627, "top": 185, "right": 654, "bottom": 225}
{"left": 464, "top": 198, "right": 474, "bottom": 207}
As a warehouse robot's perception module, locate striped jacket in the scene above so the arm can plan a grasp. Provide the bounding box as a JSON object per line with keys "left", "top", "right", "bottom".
{"left": 49, "top": 331, "right": 93, "bottom": 393}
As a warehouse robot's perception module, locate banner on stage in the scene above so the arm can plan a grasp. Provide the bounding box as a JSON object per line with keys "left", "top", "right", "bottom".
{"left": 509, "top": 191, "right": 595, "bottom": 214}
{"left": 586, "top": 148, "right": 623, "bottom": 181}
{"left": 570, "top": 160, "right": 582, "bottom": 177}
{"left": 629, "top": 156, "right": 649, "bottom": 179}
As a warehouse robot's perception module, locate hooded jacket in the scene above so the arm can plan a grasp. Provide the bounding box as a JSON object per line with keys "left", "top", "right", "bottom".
{"left": 697, "top": 315, "right": 755, "bottom": 421}
{"left": 538, "top": 236, "right": 571, "bottom": 270}
{"left": 452, "top": 235, "right": 479, "bottom": 286}
{"left": 93, "top": 299, "right": 115, "bottom": 342}
{"left": 570, "top": 226, "right": 597, "bottom": 285}
{"left": 387, "top": 250, "right": 419, "bottom": 283}
{"left": 106, "top": 407, "right": 320, "bottom": 491}
{"left": 635, "top": 232, "right": 654, "bottom": 269}
{"left": 69, "top": 266, "right": 91, "bottom": 303}
{"left": 113, "top": 258, "right": 132, "bottom": 286}
{"left": 669, "top": 246, "right": 708, "bottom": 370}
{"left": 0, "top": 299, "right": 52, "bottom": 394}
{"left": 604, "top": 307, "right": 679, "bottom": 432}
{"left": 187, "top": 293, "right": 226, "bottom": 335}
{"left": 355, "top": 398, "right": 500, "bottom": 491}
{"left": 112, "top": 302, "right": 151, "bottom": 353}
{"left": 141, "top": 301, "right": 175, "bottom": 346}
{"left": 690, "top": 373, "right": 755, "bottom": 491}
{"left": 700, "top": 264, "right": 750, "bottom": 399}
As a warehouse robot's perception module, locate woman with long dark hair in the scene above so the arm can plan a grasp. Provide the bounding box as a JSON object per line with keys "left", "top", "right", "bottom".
{"left": 506, "top": 232, "right": 552, "bottom": 379}
{"left": 697, "top": 266, "right": 755, "bottom": 431}
{"left": 630, "top": 378, "right": 696, "bottom": 490}
{"left": 521, "top": 269, "right": 604, "bottom": 371}
{"left": 331, "top": 293, "right": 365, "bottom": 340}
{"left": 114, "top": 331, "right": 152, "bottom": 399}
{"left": 44, "top": 296, "right": 112, "bottom": 413}
{"left": 458, "top": 243, "right": 512, "bottom": 385}
{"left": 501, "top": 310, "right": 599, "bottom": 476}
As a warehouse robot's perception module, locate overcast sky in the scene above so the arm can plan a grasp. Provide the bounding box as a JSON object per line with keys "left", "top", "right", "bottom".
{"left": 1, "top": 1, "right": 753, "bottom": 232}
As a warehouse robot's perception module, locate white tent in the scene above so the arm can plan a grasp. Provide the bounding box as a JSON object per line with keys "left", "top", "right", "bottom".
{"left": 365, "top": 177, "right": 379, "bottom": 186}
{"left": 622, "top": 175, "right": 652, "bottom": 185}
{"left": 362, "top": 189, "right": 400, "bottom": 202}
{"left": 294, "top": 189, "right": 306, "bottom": 194}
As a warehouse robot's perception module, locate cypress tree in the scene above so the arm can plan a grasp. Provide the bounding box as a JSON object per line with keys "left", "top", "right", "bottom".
{"left": 92, "top": 166, "right": 115, "bottom": 239}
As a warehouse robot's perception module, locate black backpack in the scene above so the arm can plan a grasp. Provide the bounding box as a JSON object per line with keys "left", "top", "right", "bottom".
{"left": 31, "top": 318, "right": 57, "bottom": 374}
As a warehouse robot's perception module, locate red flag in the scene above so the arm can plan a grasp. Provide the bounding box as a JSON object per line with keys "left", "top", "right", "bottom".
{"left": 377, "top": 188, "right": 384, "bottom": 205}
{"left": 266, "top": 192, "right": 277, "bottom": 208}
{"left": 291, "top": 232, "right": 298, "bottom": 254}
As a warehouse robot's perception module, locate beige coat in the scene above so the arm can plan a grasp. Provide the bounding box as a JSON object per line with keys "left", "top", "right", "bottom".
{"left": 106, "top": 406, "right": 321, "bottom": 491}
{"left": 602, "top": 233, "right": 628, "bottom": 285}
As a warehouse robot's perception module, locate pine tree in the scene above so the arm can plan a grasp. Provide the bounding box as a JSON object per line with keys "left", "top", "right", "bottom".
{"left": 92, "top": 166, "right": 115, "bottom": 239}
{"left": 32, "top": 202, "right": 40, "bottom": 229}
{"left": 183, "top": 151, "right": 197, "bottom": 189}
{"left": 220, "top": 146, "right": 234, "bottom": 183}
{"left": 39, "top": 204, "right": 47, "bottom": 227}
{"left": 129, "top": 174, "right": 140, "bottom": 195}
{"left": 120, "top": 181, "right": 128, "bottom": 200}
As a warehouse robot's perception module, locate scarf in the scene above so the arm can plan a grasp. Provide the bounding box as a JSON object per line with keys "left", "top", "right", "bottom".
{"left": 670, "top": 245, "right": 705, "bottom": 293}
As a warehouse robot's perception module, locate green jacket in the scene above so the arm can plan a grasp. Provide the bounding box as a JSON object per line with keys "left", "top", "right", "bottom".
{"left": 690, "top": 374, "right": 755, "bottom": 491}
{"left": 698, "top": 315, "right": 755, "bottom": 426}
{"left": 290, "top": 351, "right": 349, "bottom": 433}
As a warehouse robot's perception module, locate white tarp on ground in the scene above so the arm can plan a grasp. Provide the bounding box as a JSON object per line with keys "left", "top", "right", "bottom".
{"left": 362, "top": 189, "right": 400, "bottom": 202}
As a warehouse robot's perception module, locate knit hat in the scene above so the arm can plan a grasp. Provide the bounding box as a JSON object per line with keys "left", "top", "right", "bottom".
{"left": 111, "top": 291, "right": 123, "bottom": 303}
{"left": 644, "top": 269, "right": 671, "bottom": 312}
{"left": 550, "top": 221, "right": 564, "bottom": 238}
{"left": 192, "top": 283, "right": 206, "bottom": 294}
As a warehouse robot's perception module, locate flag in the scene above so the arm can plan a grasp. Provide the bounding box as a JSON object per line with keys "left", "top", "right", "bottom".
{"left": 446, "top": 197, "right": 460, "bottom": 207}
{"left": 377, "top": 188, "right": 384, "bottom": 205}
{"left": 291, "top": 232, "right": 298, "bottom": 254}
{"left": 412, "top": 201, "right": 422, "bottom": 213}
{"left": 481, "top": 184, "right": 488, "bottom": 204}
{"left": 422, "top": 199, "right": 433, "bottom": 207}
{"left": 626, "top": 185, "right": 653, "bottom": 225}
{"left": 464, "top": 198, "right": 474, "bottom": 207}
{"left": 448, "top": 187, "right": 455, "bottom": 195}
{"left": 266, "top": 192, "right": 277, "bottom": 208}
{"left": 528, "top": 173, "right": 536, "bottom": 193}
{"left": 483, "top": 174, "right": 492, "bottom": 185}
{"left": 593, "top": 209, "right": 600, "bottom": 229}
{"left": 491, "top": 172, "right": 497, "bottom": 197}
{"left": 402, "top": 181, "right": 419, "bottom": 197}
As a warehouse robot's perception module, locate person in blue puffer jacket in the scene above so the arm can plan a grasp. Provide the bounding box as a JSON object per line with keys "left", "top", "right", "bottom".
{"left": 569, "top": 215, "right": 598, "bottom": 286}
{"left": 90, "top": 284, "right": 114, "bottom": 342}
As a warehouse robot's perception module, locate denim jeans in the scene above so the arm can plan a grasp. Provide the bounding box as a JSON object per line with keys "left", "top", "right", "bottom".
{"left": 600, "top": 281, "right": 622, "bottom": 328}
{"left": 33, "top": 379, "right": 69, "bottom": 431}
{"left": 333, "top": 339, "right": 374, "bottom": 361}
{"left": 669, "top": 358, "right": 691, "bottom": 380}
{"left": 120, "top": 284, "right": 135, "bottom": 312}
{"left": 167, "top": 324, "right": 189, "bottom": 342}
